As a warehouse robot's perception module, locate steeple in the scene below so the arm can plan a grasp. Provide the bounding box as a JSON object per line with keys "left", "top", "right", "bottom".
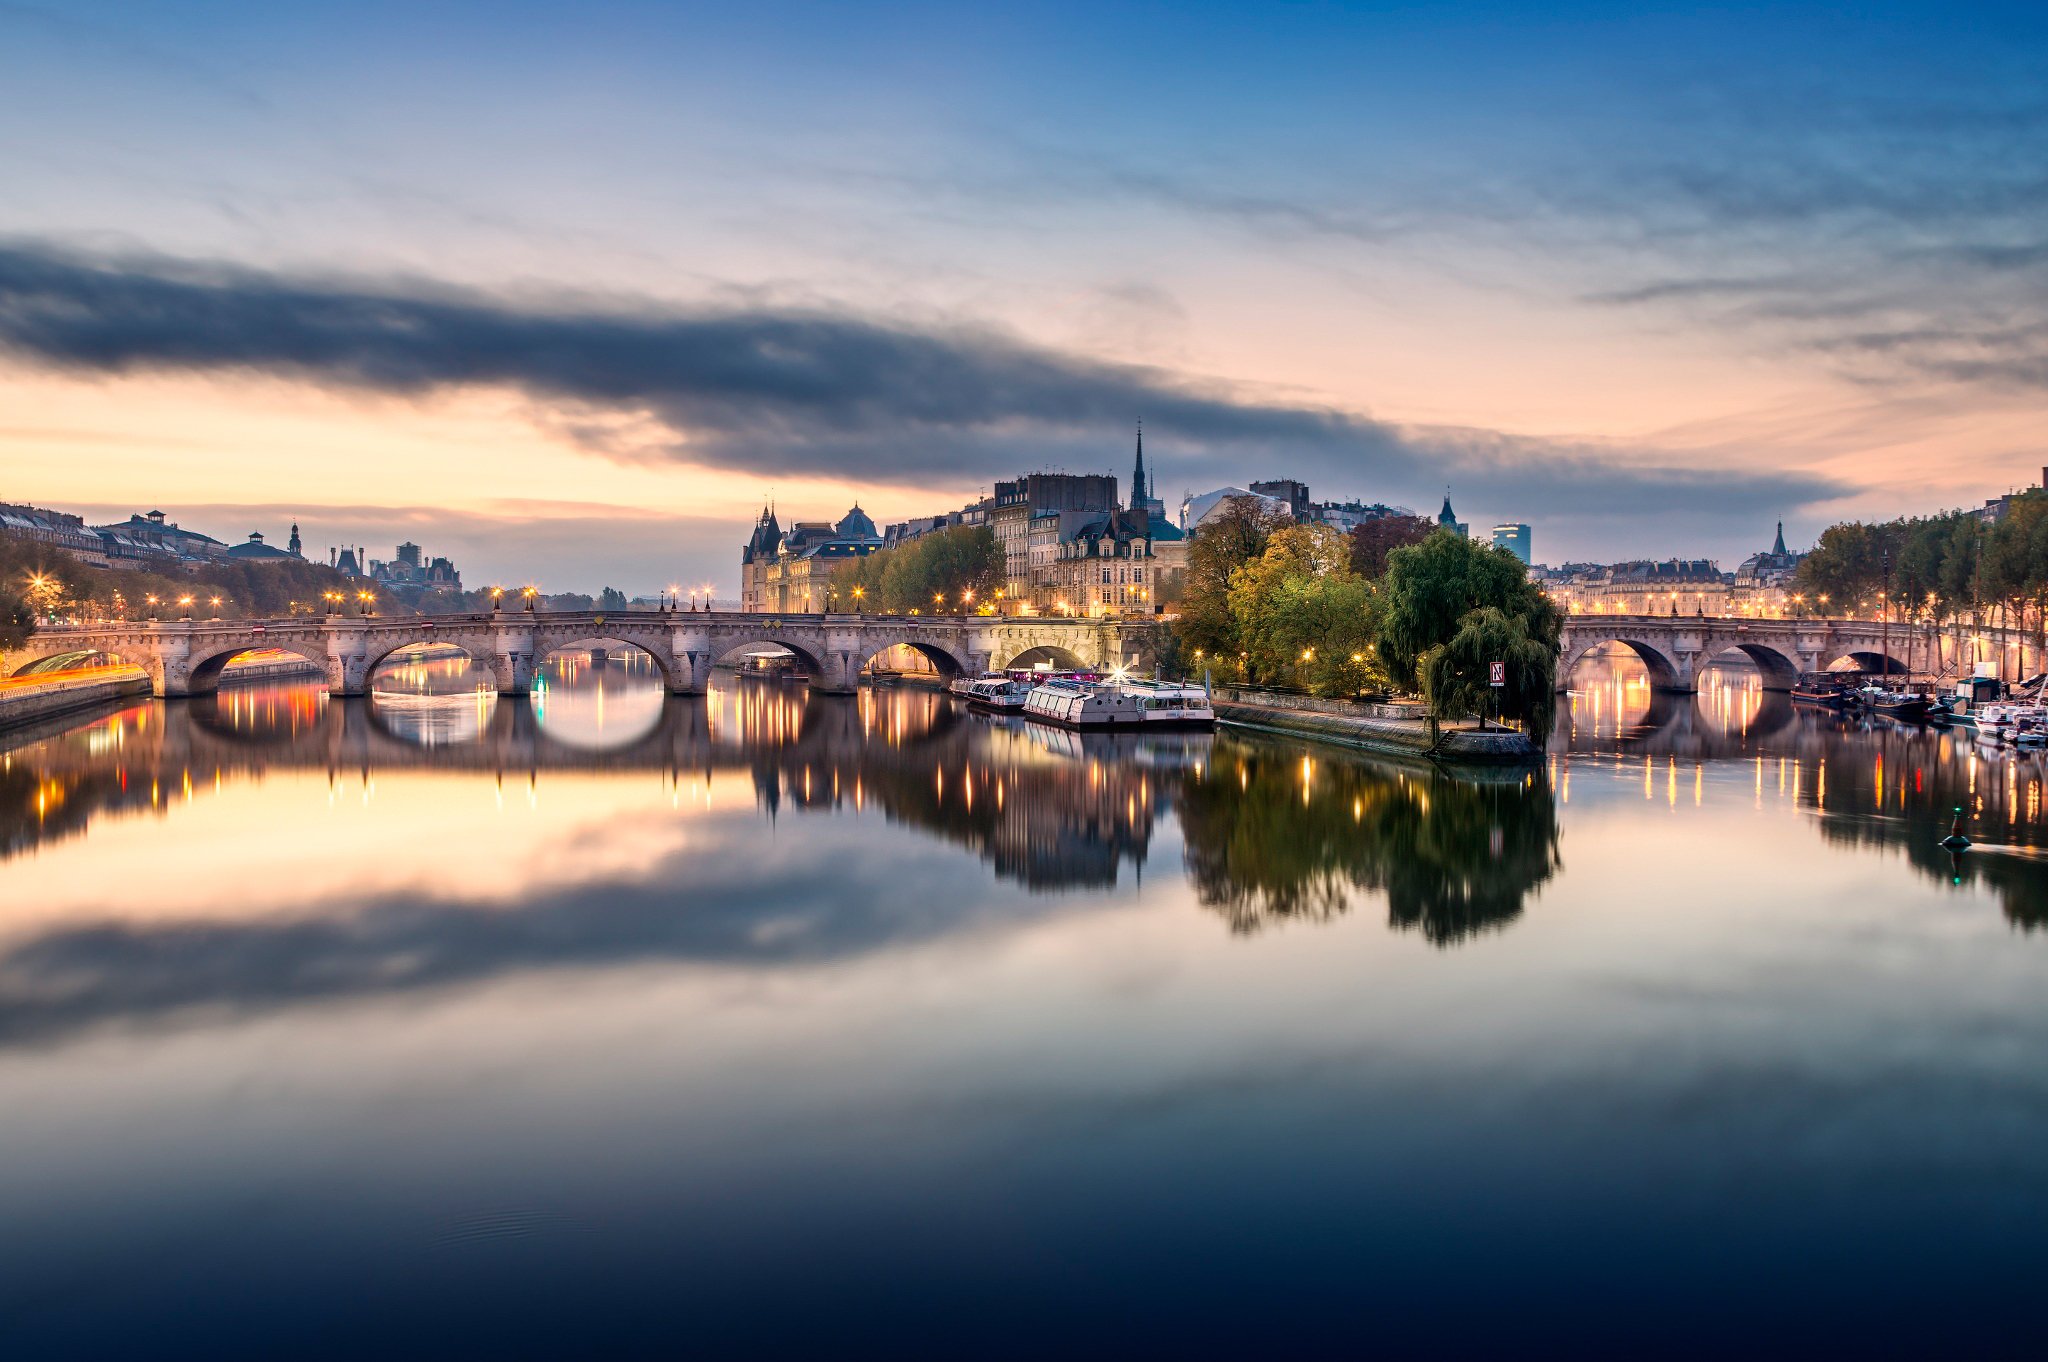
{"left": 1132, "top": 421, "right": 1147, "bottom": 505}
{"left": 1438, "top": 493, "right": 1457, "bottom": 526}
{"left": 1772, "top": 521, "right": 1787, "bottom": 556}
{"left": 287, "top": 521, "right": 302, "bottom": 558}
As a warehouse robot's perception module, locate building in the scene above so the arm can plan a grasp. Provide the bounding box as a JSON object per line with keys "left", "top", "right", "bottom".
{"left": 225, "top": 529, "right": 301, "bottom": 562}
{"left": 1490, "top": 523, "right": 1532, "bottom": 565}
{"left": 992, "top": 473, "right": 1118, "bottom": 604}
{"left": 1181, "top": 485, "right": 1293, "bottom": 534}
{"left": 1249, "top": 479, "right": 1311, "bottom": 521}
{"left": 93, "top": 509, "right": 228, "bottom": 565}
{"left": 739, "top": 503, "right": 884, "bottom": 613}
{"left": 1436, "top": 495, "right": 1469, "bottom": 539}
{"left": 1041, "top": 509, "right": 1158, "bottom": 617}
{"left": 367, "top": 541, "right": 463, "bottom": 597}
{"left": 1975, "top": 467, "right": 2048, "bottom": 525}
{"left": 0, "top": 502, "right": 116, "bottom": 567}
{"left": 1549, "top": 559, "right": 1729, "bottom": 615}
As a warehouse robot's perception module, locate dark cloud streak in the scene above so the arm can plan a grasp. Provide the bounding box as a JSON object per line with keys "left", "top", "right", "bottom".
{"left": 0, "top": 239, "right": 1839, "bottom": 519}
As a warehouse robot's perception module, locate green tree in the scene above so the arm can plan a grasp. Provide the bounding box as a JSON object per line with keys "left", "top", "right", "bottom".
{"left": 1224, "top": 524, "right": 1382, "bottom": 694}
{"left": 597, "top": 586, "right": 629, "bottom": 612}
{"left": 1420, "top": 606, "right": 1557, "bottom": 739}
{"left": 831, "top": 524, "right": 1002, "bottom": 613}
{"left": 1176, "top": 495, "right": 1291, "bottom": 670}
{"left": 1377, "top": 529, "right": 1559, "bottom": 691}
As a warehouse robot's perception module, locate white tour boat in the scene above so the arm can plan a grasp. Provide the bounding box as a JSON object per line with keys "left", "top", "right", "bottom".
{"left": 1022, "top": 677, "right": 1214, "bottom": 730}
{"left": 950, "top": 673, "right": 1035, "bottom": 712}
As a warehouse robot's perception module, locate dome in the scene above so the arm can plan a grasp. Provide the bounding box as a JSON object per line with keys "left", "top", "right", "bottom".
{"left": 837, "top": 503, "right": 879, "bottom": 541}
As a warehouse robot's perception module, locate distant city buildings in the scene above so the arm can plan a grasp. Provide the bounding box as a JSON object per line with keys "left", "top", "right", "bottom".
{"left": 1540, "top": 523, "right": 1807, "bottom": 616}
{"left": 1490, "top": 523, "right": 1532, "bottom": 564}
{"left": 1436, "top": 494, "right": 1469, "bottom": 539}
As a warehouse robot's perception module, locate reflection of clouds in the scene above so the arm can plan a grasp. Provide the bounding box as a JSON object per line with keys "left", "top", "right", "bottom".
{"left": 0, "top": 830, "right": 1082, "bottom": 1052}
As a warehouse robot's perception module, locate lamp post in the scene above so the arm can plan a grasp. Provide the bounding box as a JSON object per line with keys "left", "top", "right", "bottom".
{"left": 178, "top": 594, "right": 194, "bottom": 620}
{"left": 357, "top": 590, "right": 375, "bottom": 617}
{"left": 490, "top": 586, "right": 504, "bottom": 614}
{"left": 852, "top": 585, "right": 865, "bottom": 615}
{"left": 522, "top": 586, "right": 537, "bottom": 613}
{"left": 146, "top": 593, "right": 159, "bottom": 621}
{"left": 210, "top": 595, "right": 222, "bottom": 619}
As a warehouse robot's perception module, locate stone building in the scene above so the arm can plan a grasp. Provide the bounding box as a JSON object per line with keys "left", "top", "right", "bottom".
{"left": 739, "top": 503, "right": 883, "bottom": 613}
{"left": 1041, "top": 509, "right": 1158, "bottom": 618}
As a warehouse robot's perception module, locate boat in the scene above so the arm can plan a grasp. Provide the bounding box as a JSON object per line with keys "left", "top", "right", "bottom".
{"left": 1857, "top": 686, "right": 1930, "bottom": 723}
{"left": 1022, "top": 676, "right": 1214, "bottom": 729}
{"left": 950, "top": 672, "right": 1033, "bottom": 711}
{"left": 1790, "top": 673, "right": 1854, "bottom": 708}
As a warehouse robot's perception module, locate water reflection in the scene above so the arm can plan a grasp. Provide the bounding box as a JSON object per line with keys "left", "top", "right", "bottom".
{"left": 1179, "top": 742, "right": 1559, "bottom": 945}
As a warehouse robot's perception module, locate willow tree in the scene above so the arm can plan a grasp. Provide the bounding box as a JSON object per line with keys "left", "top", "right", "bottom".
{"left": 1377, "top": 529, "right": 1559, "bottom": 692}
{"left": 1421, "top": 606, "right": 1558, "bottom": 741}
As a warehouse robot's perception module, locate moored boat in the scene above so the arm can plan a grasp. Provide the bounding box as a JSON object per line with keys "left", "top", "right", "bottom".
{"left": 1022, "top": 677, "right": 1214, "bottom": 730}
{"left": 950, "top": 672, "right": 1034, "bottom": 711}
{"left": 1791, "top": 673, "right": 1853, "bottom": 708}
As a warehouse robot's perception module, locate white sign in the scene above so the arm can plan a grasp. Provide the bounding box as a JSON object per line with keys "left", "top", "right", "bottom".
{"left": 1488, "top": 661, "right": 1506, "bottom": 687}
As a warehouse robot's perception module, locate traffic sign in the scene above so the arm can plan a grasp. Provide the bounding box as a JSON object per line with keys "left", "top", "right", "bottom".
{"left": 1488, "top": 661, "right": 1506, "bottom": 687}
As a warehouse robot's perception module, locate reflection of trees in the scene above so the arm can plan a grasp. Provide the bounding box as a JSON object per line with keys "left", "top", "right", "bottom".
{"left": 1177, "top": 737, "right": 1560, "bottom": 946}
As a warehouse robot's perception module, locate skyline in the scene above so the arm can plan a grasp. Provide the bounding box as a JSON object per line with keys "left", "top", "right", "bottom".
{"left": 5, "top": 2, "right": 2047, "bottom": 592}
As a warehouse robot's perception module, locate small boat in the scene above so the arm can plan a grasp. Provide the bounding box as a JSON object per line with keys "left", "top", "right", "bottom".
{"left": 1858, "top": 687, "right": 1930, "bottom": 723}
{"left": 1022, "top": 677, "right": 1214, "bottom": 730}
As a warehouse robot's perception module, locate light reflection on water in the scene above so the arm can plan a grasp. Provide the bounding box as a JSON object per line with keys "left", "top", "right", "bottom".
{"left": 0, "top": 655, "right": 2045, "bottom": 1355}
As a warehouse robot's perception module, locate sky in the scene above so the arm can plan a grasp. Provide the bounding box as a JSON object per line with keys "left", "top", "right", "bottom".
{"left": 1, "top": 0, "right": 2046, "bottom": 594}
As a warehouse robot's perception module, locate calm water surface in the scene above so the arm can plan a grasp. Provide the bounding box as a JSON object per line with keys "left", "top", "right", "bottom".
{"left": 3, "top": 651, "right": 2046, "bottom": 1357}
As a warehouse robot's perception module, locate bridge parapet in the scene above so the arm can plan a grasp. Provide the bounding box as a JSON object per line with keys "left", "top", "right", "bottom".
{"left": 5, "top": 611, "right": 1160, "bottom": 698}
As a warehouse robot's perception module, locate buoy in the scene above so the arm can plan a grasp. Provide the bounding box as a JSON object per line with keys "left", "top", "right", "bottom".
{"left": 1940, "top": 806, "right": 1971, "bottom": 852}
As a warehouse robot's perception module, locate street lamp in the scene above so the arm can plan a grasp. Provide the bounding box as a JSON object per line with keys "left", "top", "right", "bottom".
{"left": 178, "top": 594, "right": 194, "bottom": 620}
{"left": 852, "top": 585, "right": 865, "bottom": 614}
{"left": 521, "top": 586, "right": 538, "bottom": 613}
{"left": 357, "top": 590, "right": 375, "bottom": 617}
{"left": 490, "top": 586, "right": 504, "bottom": 612}
{"left": 146, "top": 593, "right": 159, "bottom": 620}
{"left": 210, "top": 595, "right": 222, "bottom": 619}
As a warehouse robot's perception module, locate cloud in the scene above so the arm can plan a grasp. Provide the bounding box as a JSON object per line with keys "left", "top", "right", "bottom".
{"left": 0, "top": 239, "right": 1841, "bottom": 522}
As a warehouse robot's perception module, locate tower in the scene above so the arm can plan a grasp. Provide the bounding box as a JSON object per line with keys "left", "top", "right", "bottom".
{"left": 287, "top": 522, "right": 302, "bottom": 558}
{"left": 1130, "top": 422, "right": 1164, "bottom": 519}
{"left": 1772, "top": 521, "right": 1788, "bottom": 557}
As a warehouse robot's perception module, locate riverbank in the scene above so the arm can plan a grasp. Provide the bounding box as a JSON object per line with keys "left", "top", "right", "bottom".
{"left": 0, "top": 670, "right": 153, "bottom": 734}
{"left": 1212, "top": 689, "right": 1539, "bottom": 764}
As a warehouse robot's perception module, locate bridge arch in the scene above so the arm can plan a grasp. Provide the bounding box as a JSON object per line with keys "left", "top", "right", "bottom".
{"left": 1697, "top": 640, "right": 1801, "bottom": 690}
{"left": 8, "top": 647, "right": 134, "bottom": 676}
{"left": 1828, "top": 649, "right": 1907, "bottom": 676}
{"left": 995, "top": 643, "right": 1088, "bottom": 673}
{"left": 535, "top": 635, "right": 673, "bottom": 685}
{"left": 185, "top": 642, "right": 333, "bottom": 694}
{"left": 710, "top": 637, "right": 829, "bottom": 681}
{"left": 1562, "top": 638, "right": 1682, "bottom": 690}
{"left": 853, "top": 636, "right": 969, "bottom": 680}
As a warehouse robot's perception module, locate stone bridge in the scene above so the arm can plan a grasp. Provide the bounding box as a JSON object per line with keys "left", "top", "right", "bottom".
{"left": 5, "top": 609, "right": 1159, "bottom": 698}
{"left": 1559, "top": 614, "right": 1938, "bottom": 692}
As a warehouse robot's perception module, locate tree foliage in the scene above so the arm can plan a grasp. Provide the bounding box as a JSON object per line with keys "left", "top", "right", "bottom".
{"left": 1421, "top": 606, "right": 1558, "bottom": 740}
{"left": 1347, "top": 514, "right": 1435, "bottom": 578}
{"left": 1223, "top": 525, "right": 1385, "bottom": 694}
{"left": 0, "top": 531, "right": 357, "bottom": 627}
{"left": 1377, "top": 529, "right": 1559, "bottom": 691}
{"left": 1178, "top": 495, "right": 1291, "bottom": 658}
{"left": 830, "top": 524, "right": 1003, "bottom": 613}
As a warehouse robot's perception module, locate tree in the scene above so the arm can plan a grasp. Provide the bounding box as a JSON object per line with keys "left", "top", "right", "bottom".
{"left": 1421, "top": 606, "right": 1558, "bottom": 740}
{"left": 1377, "top": 529, "right": 1559, "bottom": 691}
{"left": 1348, "top": 514, "right": 1435, "bottom": 578}
{"left": 1177, "top": 495, "right": 1291, "bottom": 666}
{"left": 830, "top": 524, "right": 1002, "bottom": 613}
{"left": 1224, "top": 524, "right": 1383, "bottom": 693}
{"left": 597, "top": 586, "right": 629, "bottom": 612}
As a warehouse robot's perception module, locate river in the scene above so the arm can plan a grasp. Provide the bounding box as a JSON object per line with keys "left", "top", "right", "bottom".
{"left": 0, "top": 650, "right": 2044, "bottom": 1357}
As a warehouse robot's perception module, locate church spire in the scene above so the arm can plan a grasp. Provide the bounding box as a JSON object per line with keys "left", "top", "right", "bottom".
{"left": 1772, "top": 520, "right": 1787, "bottom": 556}
{"left": 1132, "top": 420, "right": 1147, "bottom": 505}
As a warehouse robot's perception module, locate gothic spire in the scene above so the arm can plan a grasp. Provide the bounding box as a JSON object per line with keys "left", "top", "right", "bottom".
{"left": 1132, "top": 420, "right": 1147, "bottom": 505}
{"left": 1772, "top": 520, "right": 1787, "bottom": 556}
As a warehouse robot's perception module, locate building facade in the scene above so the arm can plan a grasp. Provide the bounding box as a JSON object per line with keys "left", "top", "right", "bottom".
{"left": 1490, "top": 523, "right": 1532, "bottom": 564}
{"left": 1041, "top": 509, "right": 1158, "bottom": 617}
{"left": 739, "top": 504, "right": 883, "bottom": 613}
